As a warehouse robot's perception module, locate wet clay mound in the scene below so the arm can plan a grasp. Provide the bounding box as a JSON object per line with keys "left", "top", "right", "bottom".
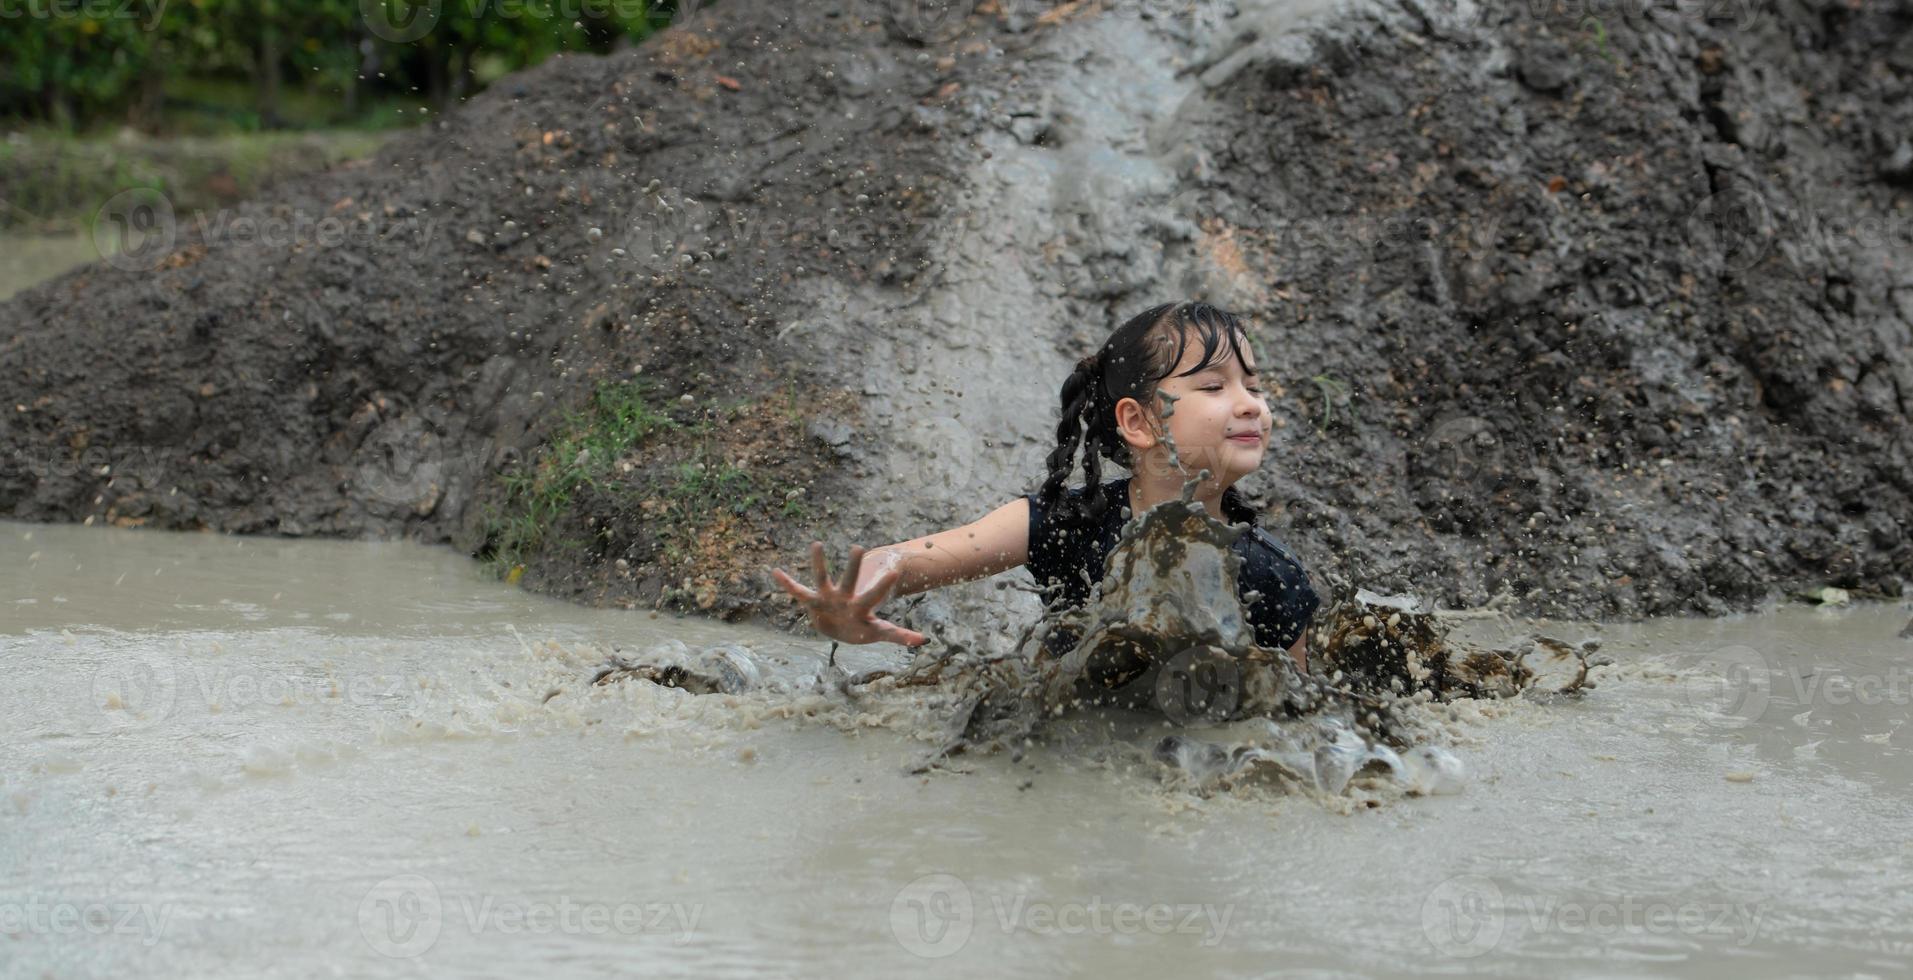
{"left": 1177, "top": 0, "right": 1913, "bottom": 615}
{"left": 4, "top": 0, "right": 1912, "bottom": 628}
{"left": 0, "top": 2, "right": 966, "bottom": 614}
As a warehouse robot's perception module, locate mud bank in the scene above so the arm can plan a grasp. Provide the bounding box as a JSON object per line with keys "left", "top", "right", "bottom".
{"left": 0, "top": 1, "right": 962, "bottom": 623}
{"left": 1182, "top": 0, "right": 1913, "bottom": 618}
{"left": 2, "top": 0, "right": 1909, "bottom": 638}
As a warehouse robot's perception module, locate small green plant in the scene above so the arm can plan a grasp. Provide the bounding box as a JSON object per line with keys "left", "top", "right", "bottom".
{"left": 1581, "top": 16, "right": 1618, "bottom": 66}
{"left": 1310, "top": 374, "right": 1352, "bottom": 428}
{"left": 647, "top": 458, "right": 758, "bottom": 564}
{"left": 669, "top": 460, "right": 759, "bottom": 512}
{"left": 482, "top": 381, "right": 810, "bottom": 581}
{"left": 779, "top": 487, "right": 809, "bottom": 521}
{"left": 483, "top": 379, "right": 673, "bottom": 576}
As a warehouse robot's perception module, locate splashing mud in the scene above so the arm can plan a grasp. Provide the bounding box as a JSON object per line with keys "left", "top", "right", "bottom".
{"left": 598, "top": 471, "right": 1607, "bottom": 799}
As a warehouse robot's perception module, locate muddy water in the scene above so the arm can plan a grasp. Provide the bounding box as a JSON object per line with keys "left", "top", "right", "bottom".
{"left": 6, "top": 521, "right": 1913, "bottom": 977}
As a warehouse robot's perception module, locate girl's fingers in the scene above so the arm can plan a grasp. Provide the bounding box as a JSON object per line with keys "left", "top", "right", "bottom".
{"left": 838, "top": 545, "right": 866, "bottom": 593}
{"left": 852, "top": 566, "right": 902, "bottom": 612}
{"left": 869, "top": 617, "right": 928, "bottom": 647}
{"left": 808, "top": 541, "right": 831, "bottom": 595}
{"left": 767, "top": 567, "right": 817, "bottom": 603}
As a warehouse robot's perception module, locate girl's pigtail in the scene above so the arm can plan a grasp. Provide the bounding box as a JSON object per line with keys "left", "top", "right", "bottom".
{"left": 1077, "top": 401, "right": 1108, "bottom": 526}
{"left": 1038, "top": 353, "right": 1101, "bottom": 527}
{"left": 1220, "top": 484, "right": 1255, "bottom": 526}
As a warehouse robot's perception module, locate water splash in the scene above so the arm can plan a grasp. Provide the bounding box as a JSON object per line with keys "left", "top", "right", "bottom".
{"left": 595, "top": 464, "right": 1606, "bottom": 798}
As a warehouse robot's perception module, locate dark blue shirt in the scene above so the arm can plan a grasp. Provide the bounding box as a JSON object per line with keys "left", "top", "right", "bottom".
{"left": 1024, "top": 477, "right": 1319, "bottom": 652}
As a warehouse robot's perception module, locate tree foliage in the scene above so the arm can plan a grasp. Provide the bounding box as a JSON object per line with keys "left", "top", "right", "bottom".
{"left": 1, "top": 0, "right": 677, "bottom": 130}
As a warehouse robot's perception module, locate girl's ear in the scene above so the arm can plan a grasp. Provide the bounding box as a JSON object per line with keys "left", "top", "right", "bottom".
{"left": 1113, "top": 396, "right": 1160, "bottom": 451}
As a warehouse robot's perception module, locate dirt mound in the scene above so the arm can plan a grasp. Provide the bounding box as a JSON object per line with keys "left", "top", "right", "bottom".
{"left": 0, "top": 1, "right": 962, "bottom": 618}
{"left": 1180, "top": 0, "right": 1913, "bottom": 616}
{"left": 2, "top": 0, "right": 1909, "bottom": 632}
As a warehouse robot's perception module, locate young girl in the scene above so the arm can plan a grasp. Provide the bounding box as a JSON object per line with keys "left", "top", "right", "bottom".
{"left": 768, "top": 301, "right": 1319, "bottom": 671}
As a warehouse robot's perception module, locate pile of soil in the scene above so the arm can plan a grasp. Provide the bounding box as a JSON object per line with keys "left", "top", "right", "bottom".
{"left": 1188, "top": 0, "right": 1913, "bottom": 616}
{"left": 2, "top": 0, "right": 1909, "bottom": 636}
{"left": 0, "top": 1, "right": 961, "bottom": 623}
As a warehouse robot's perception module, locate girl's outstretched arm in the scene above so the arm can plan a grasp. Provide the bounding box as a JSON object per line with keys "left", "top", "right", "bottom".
{"left": 863, "top": 497, "right": 1031, "bottom": 596}
{"left": 767, "top": 497, "right": 1031, "bottom": 646}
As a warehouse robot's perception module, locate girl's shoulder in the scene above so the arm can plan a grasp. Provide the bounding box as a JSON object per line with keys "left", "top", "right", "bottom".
{"left": 1237, "top": 526, "right": 1319, "bottom": 649}
{"left": 1025, "top": 477, "right": 1129, "bottom": 521}
{"left": 1244, "top": 525, "right": 1307, "bottom": 570}
{"left": 1239, "top": 526, "right": 1314, "bottom": 592}
{"left": 1024, "top": 478, "right": 1130, "bottom": 589}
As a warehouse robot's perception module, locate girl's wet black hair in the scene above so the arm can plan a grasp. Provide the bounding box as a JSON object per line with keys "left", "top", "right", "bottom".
{"left": 1038, "top": 300, "right": 1259, "bottom": 528}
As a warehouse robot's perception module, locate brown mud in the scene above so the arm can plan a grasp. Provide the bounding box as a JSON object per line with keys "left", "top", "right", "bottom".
{"left": 592, "top": 476, "right": 1599, "bottom": 795}
{"left": 0, "top": 1, "right": 957, "bottom": 624}
{"left": 2, "top": 0, "right": 1910, "bottom": 645}
{"left": 1187, "top": 0, "right": 1913, "bottom": 618}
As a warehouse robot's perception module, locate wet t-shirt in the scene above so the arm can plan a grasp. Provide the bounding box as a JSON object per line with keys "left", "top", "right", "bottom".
{"left": 1023, "top": 477, "right": 1320, "bottom": 653}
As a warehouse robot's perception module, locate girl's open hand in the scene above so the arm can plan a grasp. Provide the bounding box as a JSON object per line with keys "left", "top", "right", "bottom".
{"left": 768, "top": 542, "right": 929, "bottom": 647}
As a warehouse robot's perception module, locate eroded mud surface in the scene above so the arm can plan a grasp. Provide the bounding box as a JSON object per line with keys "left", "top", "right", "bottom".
{"left": 3, "top": 0, "right": 1909, "bottom": 634}
{"left": 600, "top": 475, "right": 1603, "bottom": 797}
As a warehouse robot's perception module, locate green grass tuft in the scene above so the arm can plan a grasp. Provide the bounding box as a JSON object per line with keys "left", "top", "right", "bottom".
{"left": 480, "top": 380, "right": 810, "bottom": 582}
{"left": 482, "top": 379, "right": 675, "bottom": 577}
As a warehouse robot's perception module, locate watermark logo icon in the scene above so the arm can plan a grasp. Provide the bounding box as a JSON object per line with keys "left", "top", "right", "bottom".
{"left": 355, "top": 449, "right": 444, "bottom": 513}
{"left": 1150, "top": 0, "right": 1235, "bottom": 36}
{"left": 905, "top": 416, "right": 979, "bottom": 493}
{"left": 1676, "top": 644, "right": 1770, "bottom": 729}
{"left": 891, "top": 873, "right": 973, "bottom": 958}
{"left": 352, "top": 421, "right": 444, "bottom": 515}
{"left": 91, "top": 649, "right": 178, "bottom": 730}
{"left": 93, "top": 188, "right": 176, "bottom": 273}
{"left": 1421, "top": 874, "right": 1505, "bottom": 958}
{"left": 359, "top": 874, "right": 443, "bottom": 958}
{"left": 1685, "top": 184, "right": 1776, "bottom": 275}
{"left": 623, "top": 183, "right": 709, "bottom": 273}
{"left": 361, "top": 0, "right": 441, "bottom": 42}
{"left": 1154, "top": 645, "right": 1242, "bottom": 725}
{"left": 887, "top": 0, "right": 973, "bottom": 44}
{"left": 1417, "top": 415, "right": 1505, "bottom": 486}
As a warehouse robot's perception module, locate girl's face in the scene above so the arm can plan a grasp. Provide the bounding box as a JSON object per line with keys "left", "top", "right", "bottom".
{"left": 1119, "top": 329, "right": 1273, "bottom": 485}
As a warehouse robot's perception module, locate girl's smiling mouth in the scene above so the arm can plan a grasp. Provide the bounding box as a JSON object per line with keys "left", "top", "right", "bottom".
{"left": 1226, "top": 431, "right": 1264, "bottom": 444}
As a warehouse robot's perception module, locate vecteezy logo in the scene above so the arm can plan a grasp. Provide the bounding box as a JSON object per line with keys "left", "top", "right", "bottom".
{"left": 1421, "top": 874, "right": 1504, "bottom": 958}
{"left": 1155, "top": 645, "right": 1242, "bottom": 725}
{"left": 905, "top": 416, "right": 979, "bottom": 493}
{"left": 1685, "top": 183, "right": 1777, "bottom": 276}
{"left": 1676, "top": 644, "right": 1771, "bottom": 729}
{"left": 1140, "top": 0, "right": 1234, "bottom": 36}
{"left": 887, "top": 0, "right": 974, "bottom": 44}
{"left": 90, "top": 649, "right": 179, "bottom": 730}
{"left": 360, "top": 0, "right": 441, "bottom": 42}
{"left": 1417, "top": 415, "right": 1503, "bottom": 487}
{"left": 93, "top": 188, "right": 176, "bottom": 273}
{"left": 358, "top": 874, "right": 443, "bottom": 958}
{"left": 356, "top": 450, "right": 444, "bottom": 514}
{"left": 890, "top": 873, "right": 973, "bottom": 958}
{"left": 624, "top": 182, "right": 707, "bottom": 273}
{"left": 352, "top": 422, "right": 444, "bottom": 515}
